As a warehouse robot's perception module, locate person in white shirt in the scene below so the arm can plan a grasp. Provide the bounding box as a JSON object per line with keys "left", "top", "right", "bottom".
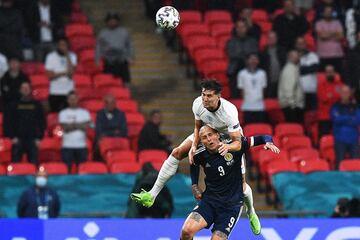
{"left": 131, "top": 80, "right": 262, "bottom": 235}
{"left": 59, "top": 92, "right": 90, "bottom": 171}
{"left": 295, "top": 37, "right": 320, "bottom": 111}
{"left": 237, "top": 53, "right": 267, "bottom": 123}
{"left": 45, "top": 37, "right": 77, "bottom": 112}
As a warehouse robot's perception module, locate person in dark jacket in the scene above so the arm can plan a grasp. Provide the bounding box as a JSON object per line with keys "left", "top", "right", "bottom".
{"left": 331, "top": 85, "right": 360, "bottom": 169}
{"left": 4, "top": 82, "right": 46, "bottom": 164}
{"left": 273, "top": 0, "right": 309, "bottom": 50}
{"left": 138, "top": 110, "right": 172, "bottom": 153}
{"left": 95, "top": 94, "right": 128, "bottom": 140}
{"left": 346, "top": 32, "right": 360, "bottom": 103}
{"left": 17, "top": 169, "right": 60, "bottom": 218}
{"left": 0, "top": 57, "right": 30, "bottom": 106}
{"left": 25, "top": 0, "right": 63, "bottom": 61}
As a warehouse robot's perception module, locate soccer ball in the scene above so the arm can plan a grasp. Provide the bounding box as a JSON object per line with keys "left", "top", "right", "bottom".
{"left": 155, "top": 6, "right": 180, "bottom": 29}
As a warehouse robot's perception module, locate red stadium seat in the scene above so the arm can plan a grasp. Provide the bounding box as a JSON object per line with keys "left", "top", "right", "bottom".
{"left": 93, "top": 73, "right": 115, "bottom": 83}
{"left": 81, "top": 99, "right": 103, "bottom": 113}
{"left": 21, "top": 62, "right": 45, "bottom": 75}
{"left": 244, "top": 123, "right": 273, "bottom": 136}
{"left": 73, "top": 74, "right": 92, "bottom": 88}
{"left": 0, "top": 113, "right": 3, "bottom": 136}
{"left": 258, "top": 150, "right": 289, "bottom": 177}
{"left": 216, "top": 35, "right": 231, "bottom": 50}
{"left": 258, "top": 21, "right": 272, "bottom": 34}
{"left": 251, "top": 9, "right": 269, "bottom": 23}
{"left": 78, "top": 162, "right": 108, "bottom": 175}
{"left": 266, "top": 161, "right": 298, "bottom": 182}
{"left": 101, "top": 87, "right": 130, "bottom": 100}
{"left": 70, "top": 12, "right": 88, "bottom": 24}
{"left": 0, "top": 165, "right": 6, "bottom": 175}
{"left": 179, "top": 10, "right": 202, "bottom": 25}
{"left": 320, "top": 135, "right": 335, "bottom": 168}
{"left": 210, "top": 23, "right": 233, "bottom": 38}
{"left": 65, "top": 24, "right": 94, "bottom": 38}
{"left": 110, "top": 162, "right": 141, "bottom": 174}
{"left": 178, "top": 23, "right": 210, "bottom": 42}
{"left": 46, "top": 113, "right": 59, "bottom": 136}
{"left": 116, "top": 100, "right": 138, "bottom": 113}
{"left": 126, "top": 112, "right": 145, "bottom": 126}
{"left": 39, "top": 162, "right": 68, "bottom": 175}
{"left": 281, "top": 136, "right": 311, "bottom": 152}
{"left": 79, "top": 49, "right": 95, "bottom": 64}
{"left": 185, "top": 36, "right": 217, "bottom": 57}
{"left": 229, "top": 98, "right": 243, "bottom": 109}
{"left": 264, "top": 99, "right": 285, "bottom": 124}
{"left": 194, "top": 49, "right": 225, "bottom": 73}
{"left": 30, "top": 74, "right": 49, "bottom": 88}
{"left": 202, "top": 60, "right": 228, "bottom": 78}
{"left": 138, "top": 150, "right": 168, "bottom": 164}
{"left": 0, "top": 138, "right": 12, "bottom": 164}
{"left": 105, "top": 150, "right": 137, "bottom": 165}
{"left": 7, "top": 163, "right": 36, "bottom": 176}
{"left": 304, "top": 33, "right": 316, "bottom": 51}
{"left": 275, "top": 123, "right": 304, "bottom": 140}
{"left": 339, "top": 159, "right": 360, "bottom": 171}
{"left": 99, "top": 137, "right": 130, "bottom": 157}
{"left": 38, "top": 138, "right": 61, "bottom": 163}
{"left": 75, "top": 62, "right": 103, "bottom": 76}
{"left": 32, "top": 87, "right": 49, "bottom": 101}
{"left": 289, "top": 148, "right": 320, "bottom": 163}
{"left": 204, "top": 10, "right": 232, "bottom": 26}
{"left": 69, "top": 36, "right": 96, "bottom": 53}
{"left": 77, "top": 88, "right": 103, "bottom": 102}
{"left": 298, "top": 160, "right": 330, "bottom": 174}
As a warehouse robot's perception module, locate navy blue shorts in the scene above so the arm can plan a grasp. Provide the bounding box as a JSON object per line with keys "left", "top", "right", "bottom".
{"left": 193, "top": 199, "right": 243, "bottom": 236}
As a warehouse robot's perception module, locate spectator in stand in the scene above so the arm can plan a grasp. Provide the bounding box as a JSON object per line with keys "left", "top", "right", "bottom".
{"left": 345, "top": 2, "right": 360, "bottom": 49}
{"left": 278, "top": 50, "right": 304, "bottom": 123}
{"left": 317, "top": 64, "right": 343, "bottom": 137}
{"left": 331, "top": 198, "right": 350, "bottom": 218}
{"left": 226, "top": 19, "right": 258, "bottom": 98}
{"left": 25, "top": 0, "right": 63, "bottom": 62}
{"left": 1, "top": 57, "right": 30, "bottom": 106}
{"left": 3, "top": 82, "right": 45, "bottom": 165}
{"left": 95, "top": 94, "right": 128, "bottom": 141}
{"left": 260, "top": 31, "right": 287, "bottom": 98}
{"left": 315, "top": 0, "right": 344, "bottom": 21}
{"left": 238, "top": 8, "right": 262, "bottom": 41}
{"left": 294, "top": 0, "right": 315, "bottom": 12}
{"left": 315, "top": 5, "right": 344, "bottom": 74}
{"left": 59, "top": 92, "right": 91, "bottom": 171}
{"left": 252, "top": 0, "right": 281, "bottom": 13}
{"left": 237, "top": 53, "right": 267, "bottom": 123}
{"left": 96, "top": 12, "right": 134, "bottom": 84}
{"left": 0, "top": 0, "right": 24, "bottom": 59}
{"left": 138, "top": 110, "right": 172, "bottom": 154}
{"left": 331, "top": 85, "right": 360, "bottom": 169}
{"left": 17, "top": 168, "right": 60, "bottom": 218}
{"left": 296, "top": 36, "right": 320, "bottom": 111}
{"left": 45, "top": 37, "right": 77, "bottom": 112}
{"left": 273, "top": 0, "right": 309, "bottom": 50}
{"left": 0, "top": 51, "right": 8, "bottom": 79}
{"left": 346, "top": 32, "right": 360, "bottom": 102}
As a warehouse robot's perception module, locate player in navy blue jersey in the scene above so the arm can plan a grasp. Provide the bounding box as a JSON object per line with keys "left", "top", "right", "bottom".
{"left": 180, "top": 125, "right": 279, "bottom": 240}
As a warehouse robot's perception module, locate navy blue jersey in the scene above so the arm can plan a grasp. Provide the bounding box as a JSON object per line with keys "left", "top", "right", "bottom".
{"left": 192, "top": 138, "right": 250, "bottom": 207}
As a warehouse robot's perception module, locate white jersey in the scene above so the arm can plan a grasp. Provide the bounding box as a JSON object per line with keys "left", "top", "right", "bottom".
{"left": 192, "top": 96, "right": 243, "bottom": 135}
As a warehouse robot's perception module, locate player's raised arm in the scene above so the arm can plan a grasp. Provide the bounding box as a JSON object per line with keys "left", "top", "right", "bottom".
{"left": 242, "top": 135, "right": 280, "bottom": 153}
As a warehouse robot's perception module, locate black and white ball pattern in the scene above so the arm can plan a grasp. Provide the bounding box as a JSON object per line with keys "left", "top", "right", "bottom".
{"left": 156, "top": 6, "right": 180, "bottom": 29}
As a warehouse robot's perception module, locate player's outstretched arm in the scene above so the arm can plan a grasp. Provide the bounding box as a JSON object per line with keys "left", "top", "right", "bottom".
{"left": 247, "top": 135, "right": 280, "bottom": 153}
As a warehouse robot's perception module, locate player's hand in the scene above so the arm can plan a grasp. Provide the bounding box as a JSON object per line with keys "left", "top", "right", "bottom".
{"left": 264, "top": 142, "right": 280, "bottom": 153}
{"left": 218, "top": 142, "right": 230, "bottom": 156}
{"left": 188, "top": 145, "right": 197, "bottom": 164}
{"left": 191, "top": 184, "right": 202, "bottom": 200}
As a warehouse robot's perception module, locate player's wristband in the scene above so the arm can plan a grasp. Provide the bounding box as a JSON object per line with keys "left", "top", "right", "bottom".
{"left": 253, "top": 135, "right": 273, "bottom": 146}
{"left": 190, "top": 164, "right": 200, "bottom": 185}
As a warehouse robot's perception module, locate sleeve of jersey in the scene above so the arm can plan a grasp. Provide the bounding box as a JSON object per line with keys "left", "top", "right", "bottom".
{"left": 192, "top": 98, "right": 201, "bottom": 120}
{"left": 227, "top": 104, "right": 241, "bottom": 133}
{"left": 241, "top": 137, "right": 251, "bottom": 151}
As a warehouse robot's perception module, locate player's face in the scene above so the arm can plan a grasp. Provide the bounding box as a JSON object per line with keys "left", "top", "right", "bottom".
{"left": 201, "top": 89, "right": 220, "bottom": 111}
{"left": 200, "top": 127, "right": 221, "bottom": 152}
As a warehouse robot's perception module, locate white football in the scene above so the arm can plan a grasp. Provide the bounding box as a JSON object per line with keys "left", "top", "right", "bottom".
{"left": 156, "top": 6, "right": 180, "bottom": 29}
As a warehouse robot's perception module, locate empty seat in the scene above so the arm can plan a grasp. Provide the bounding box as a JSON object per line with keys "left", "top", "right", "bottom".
{"left": 105, "top": 150, "right": 137, "bottom": 165}
{"left": 298, "top": 160, "right": 330, "bottom": 174}
{"left": 178, "top": 23, "right": 210, "bottom": 42}
{"left": 186, "top": 36, "right": 217, "bottom": 57}
{"left": 73, "top": 74, "right": 92, "bottom": 88}
{"left": 320, "top": 135, "right": 335, "bottom": 167}
{"left": 79, "top": 49, "right": 95, "bottom": 64}
{"left": 258, "top": 21, "right": 272, "bottom": 34}
{"left": 251, "top": 9, "right": 269, "bottom": 23}
{"left": 38, "top": 138, "right": 61, "bottom": 162}
{"left": 126, "top": 112, "right": 145, "bottom": 126}
{"left": 258, "top": 150, "right": 289, "bottom": 177}
{"left": 179, "top": 10, "right": 202, "bottom": 24}
{"left": 289, "top": 148, "right": 320, "bottom": 162}
{"left": 0, "top": 138, "right": 12, "bottom": 164}
{"left": 244, "top": 123, "right": 273, "bottom": 136}
{"left": 30, "top": 74, "right": 49, "bottom": 88}
{"left": 69, "top": 36, "right": 96, "bottom": 53}
{"left": 110, "top": 162, "right": 141, "bottom": 174}
{"left": 39, "top": 162, "right": 68, "bottom": 175}
{"left": 65, "top": 24, "right": 94, "bottom": 38}
{"left": 99, "top": 137, "right": 130, "bottom": 156}
{"left": 7, "top": 163, "right": 36, "bottom": 176}
{"left": 21, "top": 62, "right": 45, "bottom": 75}
{"left": 78, "top": 162, "right": 108, "bottom": 174}
{"left": 204, "top": 10, "right": 232, "bottom": 25}
{"left": 138, "top": 149, "right": 168, "bottom": 164}
{"left": 339, "top": 159, "right": 360, "bottom": 171}
{"left": 194, "top": 48, "right": 225, "bottom": 69}
{"left": 70, "top": 12, "right": 88, "bottom": 24}
{"left": 77, "top": 88, "right": 103, "bottom": 102}
{"left": 0, "top": 165, "right": 6, "bottom": 175}
{"left": 210, "top": 23, "right": 233, "bottom": 38}
{"left": 81, "top": 99, "right": 103, "bottom": 113}
{"left": 264, "top": 98, "right": 285, "bottom": 124}
{"left": 32, "top": 87, "right": 49, "bottom": 101}
{"left": 116, "top": 100, "right": 138, "bottom": 113}
{"left": 202, "top": 60, "right": 228, "bottom": 77}
{"left": 275, "top": 123, "right": 304, "bottom": 140}
{"left": 282, "top": 136, "right": 312, "bottom": 152}
{"left": 46, "top": 113, "right": 59, "bottom": 136}
{"left": 101, "top": 87, "right": 130, "bottom": 100}
{"left": 266, "top": 161, "right": 298, "bottom": 181}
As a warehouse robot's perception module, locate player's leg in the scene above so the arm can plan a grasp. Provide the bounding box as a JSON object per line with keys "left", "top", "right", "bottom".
{"left": 180, "top": 212, "right": 208, "bottom": 240}
{"left": 131, "top": 135, "right": 193, "bottom": 207}
{"left": 211, "top": 231, "right": 228, "bottom": 240}
{"left": 212, "top": 205, "right": 243, "bottom": 240}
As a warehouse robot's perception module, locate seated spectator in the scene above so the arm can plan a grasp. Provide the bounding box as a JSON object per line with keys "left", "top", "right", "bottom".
{"left": 296, "top": 37, "right": 320, "bottom": 111}
{"left": 315, "top": 0, "right": 344, "bottom": 21}
{"left": 238, "top": 8, "right": 261, "bottom": 41}
{"left": 127, "top": 163, "right": 173, "bottom": 218}
{"left": 0, "top": 0, "right": 24, "bottom": 59}
{"left": 331, "top": 85, "right": 360, "bottom": 169}
{"left": 315, "top": 5, "right": 344, "bottom": 74}
{"left": 278, "top": 50, "right": 304, "bottom": 123}
{"left": 45, "top": 37, "right": 77, "bottom": 112}
{"left": 226, "top": 19, "right": 258, "bottom": 98}
{"left": 317, "top": 64, "right": 343, "bottom": 137}
{"left": 25, "top": 0, "right": 63, "bottom": 62}
{"left": 273, "top": 0, "right": 309, "bottom": 50}
{"left": 59, "top": 92, "right": 91, "bottom": 171}
{"left": 237, "top": 53, "right": 267, "bottom": 123}
{"left": 138, "top": 110, "right": 172, "bottom": 153}
{"left": 96, "top": 13, "right": 134, "bottom": 84}
{"left": 3, "top": 82, "right": 45, "bottom": 164}
{"left": 95, "top": 94, "right": 128, "bottom": 141}
{"left": 260, "top": 31, "right": 287, "bottom": 98}
{"left": 331, "top": 198, "right": 350, "bottom": 218}
{"left": 0, "top": 57, "right": 30, "bottom": 106}
{"left": 346, "top": 32, "right": 360, "bottom": 102}
{"left": 17, "top": 168, "right": 60, "bottom": 218}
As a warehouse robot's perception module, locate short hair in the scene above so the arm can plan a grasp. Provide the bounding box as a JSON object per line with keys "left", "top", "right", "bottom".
{"left": 150, "top": 109, "right": 161, "bottom": 117}
{"left": 200, "top": 80, "right": 222, "bottom": 95}
{"left": 105, "top": 12, "right": 121, "bottom": 22}
{"left": 67, "top": 91, "right": 76, "bottom": 98}
{"left": 56, "top": 36, "right": 69, "bottom": 44}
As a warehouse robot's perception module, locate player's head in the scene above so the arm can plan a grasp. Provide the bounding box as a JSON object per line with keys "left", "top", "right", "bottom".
{"left": 200, "top": 80, "right": 222, "bottom": 111}
{"left": 199, "top": 125, "right": 221, "bottom": 152}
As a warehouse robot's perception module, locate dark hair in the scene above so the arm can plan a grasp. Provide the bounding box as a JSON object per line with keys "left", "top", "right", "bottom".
{"left": 246, "top": 52, "right": 259, "bottom": 60}
{"left": 200, "top": 80, "right": 222, "bottom": 95}
{"left": 105, "top": 12, "right": 121, "bottom": 23}
{"left": 67, "top": 91, "right": 76, "bottom": 98}
{"left": 150, "top": 109, "right": 161, "bottom": 117}
{"left": 56, "top": 36, "right": 69, "bottom": 44}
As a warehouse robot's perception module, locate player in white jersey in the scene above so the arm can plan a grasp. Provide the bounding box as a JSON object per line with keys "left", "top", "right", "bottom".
{"left": 131, "top": 80, "right": 261, "bottom": 235}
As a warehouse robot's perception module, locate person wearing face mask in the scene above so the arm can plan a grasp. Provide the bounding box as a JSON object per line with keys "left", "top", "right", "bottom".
{"left": 45, "top": 36, "right": 77, "bottom": 112}
{"left": 317, "top": 64, "right": 344, "bottom": 138}
{"left": 17, "top": 168, "right": 60, "bottom": 218}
